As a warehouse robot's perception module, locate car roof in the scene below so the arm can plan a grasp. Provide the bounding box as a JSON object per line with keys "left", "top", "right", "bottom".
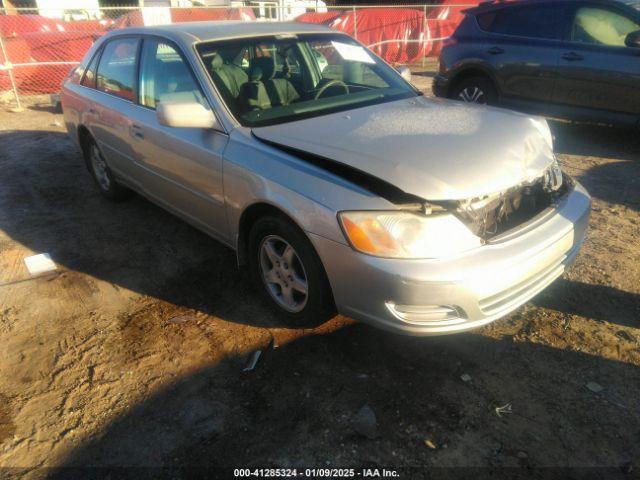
{"left": 463, "top": 0, "right": 637, "bottom": 15}
{"left": 104, "top": 21, "right": 336, "bottom": 45}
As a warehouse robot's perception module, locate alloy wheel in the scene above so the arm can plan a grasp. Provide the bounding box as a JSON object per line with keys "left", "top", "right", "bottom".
{"left": 259, "top": 235, "right": 309, "bottom": 313}
{"left": 458, "top": 86, "right": 487, "bottom": 104}
{"left": 90, "top": 144, "right": 111, "bottom": 191}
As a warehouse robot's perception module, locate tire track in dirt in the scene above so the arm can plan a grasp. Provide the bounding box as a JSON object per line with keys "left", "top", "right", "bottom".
{"left": 0, "top": 394, "right": 16, "bottom": 445}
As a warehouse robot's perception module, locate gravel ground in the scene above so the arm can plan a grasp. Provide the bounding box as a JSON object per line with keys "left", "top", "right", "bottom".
{"left": 0, "top": 78, "right": 639, "bottom": 479}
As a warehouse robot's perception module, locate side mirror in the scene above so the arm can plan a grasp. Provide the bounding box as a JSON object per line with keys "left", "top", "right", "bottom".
{"left": 397, "top": 65, "right": 412, "bottom": 83}
{"left": 625, "top": 29, "right": 640, "bottom": 48}
{"left": 156, "top": 101, "right": 218, "bottom": 129}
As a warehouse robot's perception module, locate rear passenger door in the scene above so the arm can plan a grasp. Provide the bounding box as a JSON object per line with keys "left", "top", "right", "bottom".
{"left": 89, "top": 36, "right": 141, "bottom": 180}
{"left": 552, "top": 3, "right": 640, "bottom": 116}
{"left": 477, "top": 3, "right": 570, "bottom": 103}
{"left": 129, "top": 37, "right": 229, "bottom": 241}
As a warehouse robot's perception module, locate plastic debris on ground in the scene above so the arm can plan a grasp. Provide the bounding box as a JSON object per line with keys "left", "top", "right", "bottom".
{"left": 460, "top": 373, "right": 472, "bottom": 382}
{"left": 424, "top": 439, "right": 437, "bottom": 449}
{"left": 168, "top": 315, "right": 197, "bottom": 324}
{"left": 495, "top": 403, "right": 513, "bottom": 417}
{"left": 243, "top": 350, "right": 262, "bottom": 372}
{"left": 586, "top": 381, "right": 604, "bottom": 393}
{"left": 24, "top": 253, "right": 57, "bottom": 276}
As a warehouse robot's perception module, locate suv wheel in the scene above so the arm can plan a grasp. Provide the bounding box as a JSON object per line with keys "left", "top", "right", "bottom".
{"left": 248, "top": 215, "right": 335, "bottom": 327}
{"left": 83, "top": 136, "right": 132, "bottom": 201}
{"left": 451, "top": 76, "right": 498, "bottom": 106}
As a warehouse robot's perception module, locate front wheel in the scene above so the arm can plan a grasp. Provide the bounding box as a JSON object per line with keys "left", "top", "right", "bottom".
{"left": 451, "top": 76, "right": 498, "bottom": 106}
{"left": 248, "top": 215, "right": 336, "bottom": 327}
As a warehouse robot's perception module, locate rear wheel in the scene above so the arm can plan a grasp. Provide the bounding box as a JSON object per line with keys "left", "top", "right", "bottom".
{"left": 248, "top": 215, "right": 335, "bottom": 327}
{"left": 451, "top": 76, "right": 498, "bottom": 106}
{"left": 83, "top": 136, "right": 132, "bottom": 202}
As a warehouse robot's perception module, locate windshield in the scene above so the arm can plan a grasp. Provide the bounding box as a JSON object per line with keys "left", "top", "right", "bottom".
{"left": 196, "top": 33, "right": 418, "bottom": 127}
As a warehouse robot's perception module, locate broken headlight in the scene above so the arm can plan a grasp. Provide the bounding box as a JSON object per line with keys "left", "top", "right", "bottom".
{"left": 543, "top": 157, "right": 563, "bottom": 192}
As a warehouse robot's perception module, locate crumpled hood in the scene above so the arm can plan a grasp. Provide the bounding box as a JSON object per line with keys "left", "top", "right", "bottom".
{"left": 252, "top": 96, "right": 556, "bottom": 201}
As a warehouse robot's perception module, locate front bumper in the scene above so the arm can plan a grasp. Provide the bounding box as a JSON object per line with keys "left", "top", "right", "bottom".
{"left": 432, "top": 73, "right": 450, "bottom": 98}
{"left": 311, "top": 181, "right": 591, "bottom": 336}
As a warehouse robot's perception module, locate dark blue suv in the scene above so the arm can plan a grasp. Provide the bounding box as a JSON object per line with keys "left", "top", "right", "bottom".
{"left": 433, "top": 0, "right": 640, "bottom": 126}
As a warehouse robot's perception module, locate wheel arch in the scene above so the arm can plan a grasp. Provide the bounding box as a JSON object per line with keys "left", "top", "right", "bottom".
{"left": 237, "top": 200, "right": 337, "bottom": 310}
{"left": 236, "top": 201, "right": 309, "bottom": 267}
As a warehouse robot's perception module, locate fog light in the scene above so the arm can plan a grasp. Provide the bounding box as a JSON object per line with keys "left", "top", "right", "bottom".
{"left": 386, "top": 302, "right": 465, "bottom": 325}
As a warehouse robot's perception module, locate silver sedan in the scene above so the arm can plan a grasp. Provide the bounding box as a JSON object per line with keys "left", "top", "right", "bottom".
{"left": 61, "top": 21, "right": 591, "bottom": 335}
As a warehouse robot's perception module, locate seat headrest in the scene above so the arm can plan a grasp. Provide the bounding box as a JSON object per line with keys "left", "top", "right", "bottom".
{"left": 210, "top": 53, "right": 224, "bottom": 70}
{"left": 249, "top": 66, "right": 263, "bottom": 82}
{"left": 252, "top": 56, "right": 275, "bottom": 80}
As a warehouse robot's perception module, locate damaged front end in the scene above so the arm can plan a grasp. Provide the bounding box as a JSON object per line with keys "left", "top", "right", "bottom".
{"left": 256, "top": 133, "right": 571, "bottom": 258}
{"left": 447, "top": 160, "right": 568, "bottom": 242}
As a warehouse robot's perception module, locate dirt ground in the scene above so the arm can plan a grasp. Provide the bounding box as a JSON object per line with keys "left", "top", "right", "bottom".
{"left": 0, "top": 76, "right": 639, "bottom": 479}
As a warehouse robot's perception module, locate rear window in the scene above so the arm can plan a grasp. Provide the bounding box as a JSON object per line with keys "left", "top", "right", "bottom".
{"left": 81, "top": 49, "right": 100, "bottom": 89}
{"left": 477, "top": 4, "right": 567, "bottom": 40}
{"left": 96, "top": 38, "right": 139, "bottom": 101}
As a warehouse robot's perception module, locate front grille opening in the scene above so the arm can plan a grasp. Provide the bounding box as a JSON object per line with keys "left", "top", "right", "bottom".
{"left": 456, "top": 177, "right": 570, "bottom": 241}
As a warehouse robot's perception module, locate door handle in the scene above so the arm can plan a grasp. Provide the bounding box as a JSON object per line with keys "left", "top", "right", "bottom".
{"left": 88, "top": 107, "right": 100, "bottom": 116}
{"left": 561, "top": 52, "right": 583, "bottom": 61}
{"left": 130, "top": 124, "right": 144, "bottom": 139}
{"left": 487, "top": 46, "right": 505, "bottom": 55}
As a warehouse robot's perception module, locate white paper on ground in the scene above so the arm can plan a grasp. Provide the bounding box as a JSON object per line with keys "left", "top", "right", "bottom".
{"left": 24, "top": 253, "right": 57, "bottom": 276}
{"left": 331, "top": 41, "right": 375, "bottom": 64}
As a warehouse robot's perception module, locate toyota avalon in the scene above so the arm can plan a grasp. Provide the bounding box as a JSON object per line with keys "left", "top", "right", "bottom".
{"left": 61, "top": 22, "right": 591, "bottom": 335}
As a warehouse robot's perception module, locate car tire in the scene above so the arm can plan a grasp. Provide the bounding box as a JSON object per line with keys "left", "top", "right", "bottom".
{"left": 248, "top": 215, "right": 336, "bottom": 328}
{"left": 451, "top": 76, "right": 498, "bottom": 106}
{"left": 82, "top": 136, "right": 133, "bottom": 202}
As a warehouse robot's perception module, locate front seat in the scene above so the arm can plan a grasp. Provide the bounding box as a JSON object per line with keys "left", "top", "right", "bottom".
{"left": 238, "top": 64, "right": 271, "bottom": 112}
{"left": 252, "top": 56, "right": 300, "bottom": 107}
{"left": 209, "top": 53, "right": 248, "bottom": 104}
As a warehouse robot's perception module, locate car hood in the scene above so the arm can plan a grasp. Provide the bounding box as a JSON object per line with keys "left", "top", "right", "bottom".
{"left": 252, "top": 96, "right": 556, "bottom": 201}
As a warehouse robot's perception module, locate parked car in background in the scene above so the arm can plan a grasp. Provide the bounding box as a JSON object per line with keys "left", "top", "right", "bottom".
{"left": 433, "top": 0, "right": 640, "bottom": 126}
{"left": 61, "top": 22, "right": 590, "bottom": 336}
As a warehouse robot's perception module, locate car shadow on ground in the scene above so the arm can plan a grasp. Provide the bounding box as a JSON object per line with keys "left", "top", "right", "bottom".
{"left": 0, "top": 130, "right": 281, "bottom": 329}
{"left": 549, "top": 121, "right": 640, "bottom": 162}
{"left": 28, "top": 104, "right": 60, "bottom": 114}
{"left": 46, "top": 323, "right": 639, "bottom": 476}
{"left": 550, "top": 121, "right": 640, "bottom": 211}
{"left": 534, "top": 279, "right": 640, "bottom": 331}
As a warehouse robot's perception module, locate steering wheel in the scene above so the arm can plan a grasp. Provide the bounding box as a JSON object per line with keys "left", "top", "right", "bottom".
{"left": 314, "top": 79, "right": 349, "bottom": 100}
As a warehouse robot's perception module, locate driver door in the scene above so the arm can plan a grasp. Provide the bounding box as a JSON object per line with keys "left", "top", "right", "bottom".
{"left": 129, "top": 37, "right": 230, "bottom": 242}
{"left": 552, "top": 3, "right": 640, "bottom": 115}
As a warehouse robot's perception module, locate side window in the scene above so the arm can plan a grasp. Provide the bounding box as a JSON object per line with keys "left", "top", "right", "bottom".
{"left": 80, "top": 49, "right": 100, "bottom": 88}
{"left": 571, "top": 7, "right": 640, "bottom": 47}
{"left": 96, "top": 38, "right": 138, "bottom": 101}
{"left": 477, "top": 5, "right": 566, "bottom": 40}
{"left": 138, "top": 39, "right": 203, "bottom": 109}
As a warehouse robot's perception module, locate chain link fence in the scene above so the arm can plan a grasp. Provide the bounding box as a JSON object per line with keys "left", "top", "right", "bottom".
{"left": 0, "top": 2, "right": 476, "bottom": 110}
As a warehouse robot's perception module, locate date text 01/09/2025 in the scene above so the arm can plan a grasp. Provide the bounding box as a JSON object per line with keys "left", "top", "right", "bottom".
{"left": 233, "top": 468, "right": 400, "bottom": 478}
